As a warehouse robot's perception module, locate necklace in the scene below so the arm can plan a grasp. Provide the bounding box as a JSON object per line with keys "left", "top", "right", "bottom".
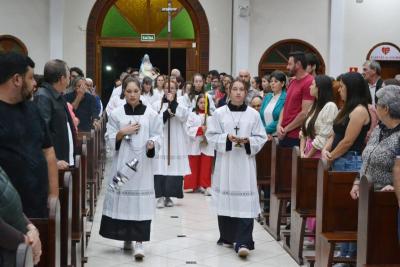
{"left": 226, "top": 106, "right": 244, "bottom": 136}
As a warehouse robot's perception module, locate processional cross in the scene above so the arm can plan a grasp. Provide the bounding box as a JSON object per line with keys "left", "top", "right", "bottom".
{"left": 161, "top": 0, "right": 178, "bottom": 165}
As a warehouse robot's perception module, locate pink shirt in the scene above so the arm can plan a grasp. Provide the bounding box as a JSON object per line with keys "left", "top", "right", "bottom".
{"left": 282, "top": 74, "right": 314, "bottom": 139}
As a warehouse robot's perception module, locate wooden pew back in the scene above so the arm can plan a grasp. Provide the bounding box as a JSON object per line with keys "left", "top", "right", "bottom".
{"left": 256, "top": 140, "right": 272, "bottom": 184}
{"left": 270, "top": 138, "right": 293, "bottom": 194}
{"left": 357, "top": 175, "right": 400, "bottom": 266}
{"left": 58, "top": 171, "right": 72, "bottom": 267}
{"left": 317, "top": 161, "right": 359, "bottom": 233}
{"left": 30, "top": 198, "right": 60, "bottom": 267}
{"left": 291, "top": 147, "right": 320, "bottom": 213}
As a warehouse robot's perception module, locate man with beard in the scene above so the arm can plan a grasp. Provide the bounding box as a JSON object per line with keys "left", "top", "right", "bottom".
{"left": 0, "top": 52, "right": 59, "bottom": 218}
{"left": 277, "top": 51, "right": 314, "bottom": 147}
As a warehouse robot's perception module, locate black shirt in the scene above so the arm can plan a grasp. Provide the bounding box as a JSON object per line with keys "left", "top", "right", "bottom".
{"left": 65, "top": 91, "right": 98, "bottom": 132}
{"left": 332, "top": 114, "right": 370, "bottom": 154}
{"left": 0, "top": 100, "right": 52, "bottom": 218}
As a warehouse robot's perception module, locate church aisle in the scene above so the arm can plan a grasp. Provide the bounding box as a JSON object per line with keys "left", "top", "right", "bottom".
{"left": 85, "top": 162, "right": 299, "bottom": 267}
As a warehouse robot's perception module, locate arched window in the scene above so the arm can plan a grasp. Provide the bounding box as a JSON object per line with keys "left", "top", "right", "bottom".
{"left": 258, "top": 39, "right": 325, "bottom": 76}
{"left": 0, "top": 35, "right": 28, "bottom": 55}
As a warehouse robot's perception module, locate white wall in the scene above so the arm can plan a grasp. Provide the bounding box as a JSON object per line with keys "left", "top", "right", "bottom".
{"left": 63, "top": 0, "right": 96, "bottom": 76}
{"left": 248, "top": 0, "right": 330, "bottom": 77}
{"left": 342, "top": 0, "right": 400, "bottom": 71}
{"left": 199, "top": 0, "right": 232, "bottom": 74}
{"left": 0, "top": 0, "right": 50, "bottom": 73}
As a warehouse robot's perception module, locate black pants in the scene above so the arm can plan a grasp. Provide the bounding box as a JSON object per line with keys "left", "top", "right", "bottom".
{"left": 217, "top": 215, "right": 255, "bottom": 252}
{"left": 154, "top": 175, "right": 184, "bottom": 198}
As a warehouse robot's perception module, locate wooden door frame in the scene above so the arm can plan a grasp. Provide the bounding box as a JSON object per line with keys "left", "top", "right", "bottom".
{"left": 86, "top": 0, "right": 209, "bottom": 95}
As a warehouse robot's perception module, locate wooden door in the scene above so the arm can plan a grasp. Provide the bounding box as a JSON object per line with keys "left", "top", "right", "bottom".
{"left": 186, "top": 47, "right": 197, "bottom": 81}
{"left": 379, "top": 61, "right": 400, "bottom": 80}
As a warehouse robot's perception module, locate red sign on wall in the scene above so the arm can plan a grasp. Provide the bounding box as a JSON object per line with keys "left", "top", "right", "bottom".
{"left": 349, "top": 67, "right": 358, "bottom": 72}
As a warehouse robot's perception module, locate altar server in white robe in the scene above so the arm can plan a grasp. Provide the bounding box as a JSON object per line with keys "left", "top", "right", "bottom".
{"left": 153, "top": 74, "right": 165, "bottom": 101}
{"left": 100, "top": 77, "right": 163, "bottom": 260}
{"left": 206, "top": 79, "right": 267, "bottom": 258}
{"left": 141, "top": 76, "right": 159, "bottom": 106}
{"left": 184, "top": 93, "right": 214, "bottom": 195}
{"left": 180, "top": 73, "right": 216, "bottom": 114}
{"left": 152, "top": 80, "right": 191, "bottom": 208}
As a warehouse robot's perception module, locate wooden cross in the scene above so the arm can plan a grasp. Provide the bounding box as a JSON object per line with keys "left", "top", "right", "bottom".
{"left": 161, "top": 0, "right": 177, "bottom": 165}
{"left": 234, "top": 125, "right": 240, "bottom": 135}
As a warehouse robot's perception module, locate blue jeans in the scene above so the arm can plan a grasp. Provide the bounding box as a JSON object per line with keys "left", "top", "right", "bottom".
{"left": 331, "top": 151, "right": 362, "bottom": 171}
{"left": 332, "top": 151, "right": 361, "bottom": 258}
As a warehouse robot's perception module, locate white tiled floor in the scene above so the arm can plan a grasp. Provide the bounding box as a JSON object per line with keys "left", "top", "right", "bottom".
{"left": 86, "top": 161, "right": 299, "bottom": 267}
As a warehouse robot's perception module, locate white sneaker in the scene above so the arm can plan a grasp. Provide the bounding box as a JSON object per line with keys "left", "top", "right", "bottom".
{"left": 134, "top": 242, "right": 145, "bottom": 260}
{"left": 156, "top": 197, "right": 164, "bottom": 208}
{"left": 237, "top": 246, "right": 250, "bottom": 258}
{"left": 198, "top": 187, "right": 206, "bottom": 193}
{"left": 204, "top": 187, "right": 212, "bottom": 196}
{"left": 123, "top": 241, "right": 132, "bottom": 250}
{"left": 164, "top": 197, "right": 174, "bottom": 207}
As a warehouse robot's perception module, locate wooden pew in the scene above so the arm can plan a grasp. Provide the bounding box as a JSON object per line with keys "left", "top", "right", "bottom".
{"left": 77, "top": 131, "right": 97, "bottom": 222}
{"left": 314, "top": 160, "right": 359, "bottom": 267}
{"left": 266, "top": 137, "right": 293, "bottom": 240}
{"left": 16, "top": 243, "right": 33, "bottom": 267}
{"left": 58, "top": 171, "right": 73, "bottom": 267}
{"left": 30, "top": 197, "right": 60, "bottom": 267}
{"left": 283, "top": 147, "right": 320, "bottom": 265}
{"left": 256, "top": 140, "right": 272, "bottom": 219}
{"left": 59, "top": 155, "right": 86, "bottom": 267}
{"left": 357, "top": 175, "right": 400, "bottom": 267}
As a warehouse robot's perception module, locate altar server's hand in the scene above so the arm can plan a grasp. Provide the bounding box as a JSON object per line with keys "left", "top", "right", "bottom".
{"left": 123, "top": 122, "right": 141, "bottom": 135}
{"left": 147, "top": 140, "right": 155, "bottom": 150}
{"left": 238, "top": 137, "right": 249, "bottom": 144}
{"left": 228, "top": 134, "right": 238, "bottom": 143}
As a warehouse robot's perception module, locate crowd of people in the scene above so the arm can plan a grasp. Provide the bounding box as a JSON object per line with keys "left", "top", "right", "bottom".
{"left": 1, "top": 49, "right": 400, "bottom": 265}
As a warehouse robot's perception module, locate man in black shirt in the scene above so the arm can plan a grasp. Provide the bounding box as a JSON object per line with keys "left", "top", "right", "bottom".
{"left": 34, "top": 59, "right": 76, "bottom": 169}
{"left": 0, "top": 52, "right": 59, "bottom": 218}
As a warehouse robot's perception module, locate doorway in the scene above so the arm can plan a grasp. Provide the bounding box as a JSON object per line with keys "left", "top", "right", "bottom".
{"left": 86, "top": 0, "right": 210, "bottom": 96}
{"left": 101, "top": 47, "right": 186, "bottom": 104}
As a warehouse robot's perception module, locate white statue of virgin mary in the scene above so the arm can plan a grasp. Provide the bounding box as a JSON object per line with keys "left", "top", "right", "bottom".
{"left": 139, "top": 54, "right": 157, "bottom": 80}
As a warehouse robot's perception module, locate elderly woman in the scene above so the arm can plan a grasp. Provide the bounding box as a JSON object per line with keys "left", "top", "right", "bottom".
{"left": 394, "top": 155, "right": 400, "bottom": 241}
{"left": 350, "top": 85, "right": 400, "bottom": 199}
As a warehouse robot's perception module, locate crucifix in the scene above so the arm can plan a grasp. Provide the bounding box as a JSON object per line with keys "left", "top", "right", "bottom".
{"left": 161, "top": 0, "right": 178, "bottom": 165}
{"left": 234, "top": 125, "right": 240, "bottom": 135}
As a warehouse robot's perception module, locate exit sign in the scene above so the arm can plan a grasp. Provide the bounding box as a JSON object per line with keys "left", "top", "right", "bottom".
{"left": 141, "top": 34, "right": 155, "bottom": 42}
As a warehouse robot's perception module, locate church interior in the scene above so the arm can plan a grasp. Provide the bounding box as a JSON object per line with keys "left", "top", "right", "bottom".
{"left": 1, "top": 0, "right": 400, "bottom": 266}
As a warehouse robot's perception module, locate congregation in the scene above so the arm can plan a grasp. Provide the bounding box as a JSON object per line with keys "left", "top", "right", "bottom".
{"left": 1, "top": 48, "right": 400, "bottom": 267}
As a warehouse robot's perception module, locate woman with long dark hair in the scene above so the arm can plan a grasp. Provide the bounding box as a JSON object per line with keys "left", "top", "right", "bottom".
{"left": 322, "top": 72, "right": 371, "bottom": 259}
{"left": 180, "top": 73, "right": 216, "bottom": 113}
{"left": 300, "top": 75, "right": 338, "bottom": 158}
